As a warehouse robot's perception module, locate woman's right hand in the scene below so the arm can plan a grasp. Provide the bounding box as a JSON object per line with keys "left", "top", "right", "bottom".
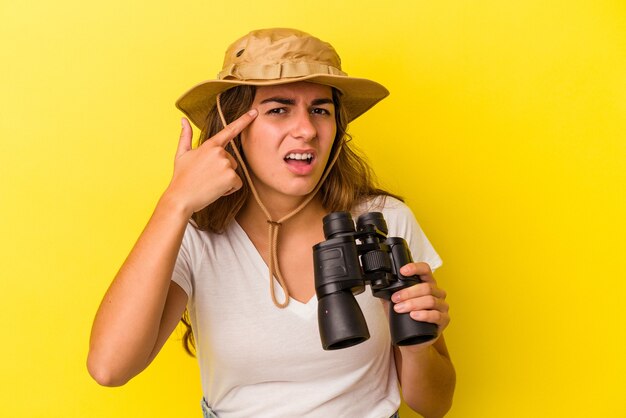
{"left": 165, "top": 109, "right": 258, "bottom": 217}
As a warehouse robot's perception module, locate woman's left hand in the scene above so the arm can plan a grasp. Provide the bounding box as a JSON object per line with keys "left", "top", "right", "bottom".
{"left": 390, "top": 262, "right": 450, "bottom": 343}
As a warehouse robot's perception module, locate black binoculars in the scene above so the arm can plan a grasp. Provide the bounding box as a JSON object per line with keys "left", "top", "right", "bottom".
{"left": 313, "top": 211, "right": 438, "bottom": 350}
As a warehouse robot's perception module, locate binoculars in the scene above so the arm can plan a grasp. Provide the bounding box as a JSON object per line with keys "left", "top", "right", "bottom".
{"left": 313, "top": 211, "right": 438, "bottom": 350}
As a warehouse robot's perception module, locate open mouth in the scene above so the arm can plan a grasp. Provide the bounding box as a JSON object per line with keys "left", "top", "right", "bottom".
{"left": 284, "top": 152, "right": 314, "bottom": 164}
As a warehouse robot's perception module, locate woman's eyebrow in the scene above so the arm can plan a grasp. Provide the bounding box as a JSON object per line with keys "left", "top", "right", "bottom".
{"left": 311, "top": 98, "right": 334, "bottom": 106}
{"left": 258, "top": 97, "right": 334, "bottom": 106}
{"left": 259, "top": 97, "right": 295, "bottom": 105}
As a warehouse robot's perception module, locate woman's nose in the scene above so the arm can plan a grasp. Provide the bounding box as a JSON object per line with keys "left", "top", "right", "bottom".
{"left": 290, "top": 110, "right": 317, "bottom": 141}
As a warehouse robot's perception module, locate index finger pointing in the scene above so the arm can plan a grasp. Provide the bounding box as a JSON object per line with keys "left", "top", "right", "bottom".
{"left": 209, "top": 108, "right": 258, "bottom": 148}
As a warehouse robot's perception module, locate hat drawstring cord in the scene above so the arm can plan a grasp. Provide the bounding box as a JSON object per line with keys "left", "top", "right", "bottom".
{"left": 216, "top": 93, "right": 343, "bottom": 308}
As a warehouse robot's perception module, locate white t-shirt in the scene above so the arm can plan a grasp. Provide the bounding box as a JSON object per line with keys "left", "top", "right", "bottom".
{"left": 172, "top": 196, "right": 442, "bottom": 418}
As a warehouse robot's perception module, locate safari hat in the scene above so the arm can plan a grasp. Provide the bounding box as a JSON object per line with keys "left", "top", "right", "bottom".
{"left": 176, "top": 28, "right": 389, "bottom": 128}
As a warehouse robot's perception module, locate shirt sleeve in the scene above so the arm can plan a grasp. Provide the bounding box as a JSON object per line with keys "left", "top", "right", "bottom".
{"left": 171, "top": 223, "right": 195, "bottom": 298}
{"left": 382, "top": 197, "right": 443, "bottom": 272}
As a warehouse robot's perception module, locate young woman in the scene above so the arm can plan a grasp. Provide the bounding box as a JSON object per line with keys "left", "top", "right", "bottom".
{"left": 88, "top": 28, "right": 455, "bottom": 418}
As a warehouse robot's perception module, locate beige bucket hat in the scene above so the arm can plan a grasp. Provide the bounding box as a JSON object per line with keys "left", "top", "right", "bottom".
{"left": 176, "top": 28, "right": 389, "bottom": 128}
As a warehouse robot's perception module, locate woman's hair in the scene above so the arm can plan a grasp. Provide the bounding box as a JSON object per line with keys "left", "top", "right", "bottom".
{"left": 180, "top": 84, "right": 401, "bottom": 356}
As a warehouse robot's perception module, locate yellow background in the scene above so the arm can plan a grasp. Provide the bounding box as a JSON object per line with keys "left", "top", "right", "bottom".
{"left": 1, "top": 0, "right": 624, "bottom": 417}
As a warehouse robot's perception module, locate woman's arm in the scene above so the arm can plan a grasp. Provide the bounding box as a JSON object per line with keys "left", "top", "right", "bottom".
{"left": 87, "top": 195, "right": 192, "bottom": 386}
{"left": 391, "top": 262, "right": 456, "bottom": 418}
{"left": 87, "top": 112, "right": 257, "bottom": 386}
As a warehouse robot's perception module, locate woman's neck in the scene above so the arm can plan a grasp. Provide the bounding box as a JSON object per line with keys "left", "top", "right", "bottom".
{"left": 236, "top": 193, "right": 326, "bottom": 234}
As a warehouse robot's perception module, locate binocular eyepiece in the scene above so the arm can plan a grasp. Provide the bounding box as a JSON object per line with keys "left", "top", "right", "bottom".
{"left": 313, "top": 211, "right": 438, "bottom": 350}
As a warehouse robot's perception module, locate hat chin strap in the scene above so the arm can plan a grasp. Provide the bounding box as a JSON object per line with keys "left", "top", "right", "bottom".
{"left": 216, "top": 93, "right": 343, "bottom": 308}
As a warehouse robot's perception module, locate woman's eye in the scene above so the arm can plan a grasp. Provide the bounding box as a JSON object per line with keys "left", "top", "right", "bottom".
{"left": 311, "top": 108, "right": 331, "bottom": 116}
{"left": 267, "top": 107, "right": 287, "bottom": 115}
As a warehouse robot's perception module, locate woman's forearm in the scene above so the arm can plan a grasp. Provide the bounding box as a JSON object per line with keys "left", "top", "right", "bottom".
{"left": 87, "top": 193, "right": 190, "bottom": 386}
{"left": 396, "top": 335, "right": 456, "bottom": 418}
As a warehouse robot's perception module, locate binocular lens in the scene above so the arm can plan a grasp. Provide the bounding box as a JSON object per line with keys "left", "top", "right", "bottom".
{"left": 389, "top": 305, "right": 438, "bottom": 346}
{"left": 322, "top": 212, "right": 355, "bottom": 239}
{"left": 356, "top": 212, "right": 388, "bottom": 234}
{"left": 318, "top": 291, "right": 370, "bottom": 350}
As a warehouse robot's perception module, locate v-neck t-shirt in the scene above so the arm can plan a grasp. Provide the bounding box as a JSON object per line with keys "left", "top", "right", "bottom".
{"left": 172, "top": 196, "right": 442, "bottom": 418}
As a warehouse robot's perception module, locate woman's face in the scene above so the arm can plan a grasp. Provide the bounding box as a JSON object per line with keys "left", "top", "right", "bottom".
{"left": 240, "top": 81, "right": 337, "bottom": 201}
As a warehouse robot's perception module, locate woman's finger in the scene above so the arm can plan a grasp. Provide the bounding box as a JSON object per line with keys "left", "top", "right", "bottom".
{"left": 399, "top": 262, "right": 433, "bottom": 278}
{"left": 392, "top": 282, "right": 447, "bottom": 301}
{"left": 393, "top": 293, "right": 449, "bottom": 313}
{"left": 204, "top": 109, "right": 258, "bottom": 148}
{"left": 175, "top": 117, "right": 193, "bottom": 159}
